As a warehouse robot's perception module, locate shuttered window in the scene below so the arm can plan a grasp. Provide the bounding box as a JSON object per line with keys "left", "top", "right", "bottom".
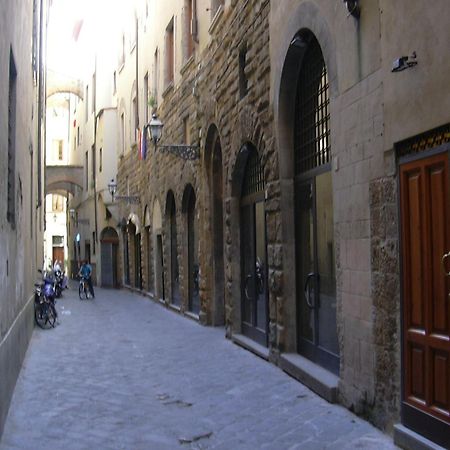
{"left": 7, "top": 49, "right": 17, "bottom": 227}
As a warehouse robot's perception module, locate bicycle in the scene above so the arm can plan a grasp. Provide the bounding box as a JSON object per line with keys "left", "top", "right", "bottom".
{"left": 78, "top": 277, "right": 92, "bottom": 300}
{"left": 34, "top": 283, "right": 56, "bottom": 328}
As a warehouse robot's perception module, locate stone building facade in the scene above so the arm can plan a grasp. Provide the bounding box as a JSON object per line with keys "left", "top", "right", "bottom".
{"left": 0, "top": 0, "right": 48, "bottom": 437}
{"left": 270, "top": 1, "right": 450, "bottom": 448}
{"left": 66, "top": 0, "right": 449, "bottom": 448}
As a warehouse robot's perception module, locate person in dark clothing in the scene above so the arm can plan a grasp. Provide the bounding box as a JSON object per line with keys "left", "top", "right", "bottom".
{"left": 78, "top": 260, "right": 95, "bottom": 298}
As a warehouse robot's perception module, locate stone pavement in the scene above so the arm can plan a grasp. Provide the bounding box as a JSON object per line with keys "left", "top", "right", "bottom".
{"left": 0, "top": 285, "right": 399, "bottom": 450}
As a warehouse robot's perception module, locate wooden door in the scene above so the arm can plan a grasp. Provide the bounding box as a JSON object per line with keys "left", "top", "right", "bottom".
{"left": 400, "top": 151, "right": 450, "bottom": 447}
{"left": 52, "top": 247, "right": 64, "bottom": 269}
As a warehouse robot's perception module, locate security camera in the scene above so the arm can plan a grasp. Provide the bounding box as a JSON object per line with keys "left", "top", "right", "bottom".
{"left": 392, "top": 53, "right": 417, "bottom": 72}
{"left": 392, "top": 56, "right": 409, "bottom": 72}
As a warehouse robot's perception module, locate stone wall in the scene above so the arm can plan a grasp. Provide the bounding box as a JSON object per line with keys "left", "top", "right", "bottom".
{"left": 117, "top": 0, "right": 275, "bottom": 330}
{"left": 0, "top": 0, "right": 46, "bottom": 437}
{"left": 370, "top": 177, "right": 401, "bottom": 431}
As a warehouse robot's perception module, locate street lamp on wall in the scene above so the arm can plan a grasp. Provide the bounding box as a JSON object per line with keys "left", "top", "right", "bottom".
{"left": 108, "top": 179, "right": 117, "bottom": 202}
{"left": 68, "top": 209, "right": 89, "bottom": 226}
{"left": 148, "top": 113, "right": 200, "bottom": 160}
{"left": 108, "top": 178, "right": 140, "bottom": 204}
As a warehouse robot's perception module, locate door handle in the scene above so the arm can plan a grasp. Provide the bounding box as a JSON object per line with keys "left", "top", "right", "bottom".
{"left": 304, "top": 272, "right": 316, "bottom": 309}
{"left": 244, "top": 274, "right": 252, "bottom": 300}
{"left": 442, "top": 251, "right": 450, "bottom": 277}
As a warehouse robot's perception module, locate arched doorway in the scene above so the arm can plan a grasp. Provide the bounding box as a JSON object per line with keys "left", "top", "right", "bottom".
{"left": 293, "top": 32, "right": 339, "bottom": 374}
{"left": 166, "top": 191, "right": 180, "bottom": 306}
{"left": 237, "top": 143, "right": 268, "bottom": 346}
{"left": 183, "top": 184, "right": 200, "bottom": 315}
{"left": 122, "top": 222, "right": 130, "bottom": 285}
{"left": 206, "top": 125, "right": 225, "bottom": 325}
{"left": 153, "top": 199, "right": 164, "bottom": 301}
{"left": 212, "top": 134, "right": 224, "bottom": 325}
{"left": 100, "top": 227, "right": 119, "bottom": 287}
{"left": 144, "top": 206, "right": 154, "bottom": 294}
{"left": 134, "top": 230, "right": 142, "bottom": 290}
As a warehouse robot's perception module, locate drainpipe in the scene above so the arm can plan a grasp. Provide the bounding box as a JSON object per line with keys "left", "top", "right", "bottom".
{"left": 93, "top": 55, "right": 99, "bottom": 249}
{"left": 135, "top": 13, "right": 139, "bottom": 129}
{"left": 192, "top": 0, "right": 198, "bottom": 43}
{"left": 37, "top": 0, "right": 45, "bottom": 210}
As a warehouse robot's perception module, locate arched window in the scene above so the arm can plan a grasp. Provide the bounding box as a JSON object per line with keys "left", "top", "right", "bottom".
{"left": 294, "top": 35, "right": 330, "bottom": 174}
{"left": 294, "top": 33, "right": 338, "bottom": 374}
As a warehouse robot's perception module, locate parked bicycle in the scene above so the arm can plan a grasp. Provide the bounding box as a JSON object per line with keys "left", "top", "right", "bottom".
{"left": 34, "top": 270, "right": 57, "bottom": 329}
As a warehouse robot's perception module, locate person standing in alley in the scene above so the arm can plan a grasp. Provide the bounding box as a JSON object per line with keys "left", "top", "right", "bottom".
{"left": 79, "top": 260, "right": 95, "bottom": 298}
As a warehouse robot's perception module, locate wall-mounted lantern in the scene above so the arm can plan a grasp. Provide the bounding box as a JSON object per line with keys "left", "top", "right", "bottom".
{"left": 108, "top": 178, "right": 140, "bottom": 204}
{"left": 107, "top": 179, "right": 117, "bottom": 202}
{"left": 148, "top": 113, "right": 199, "bottom": 160}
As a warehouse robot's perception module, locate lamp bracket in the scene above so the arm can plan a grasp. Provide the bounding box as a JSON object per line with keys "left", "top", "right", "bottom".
{"left": 157, "top": 144, "right": 200, "bottom": 160}
{"left": 113, "top": 195, "right": 141, "bottom": 205}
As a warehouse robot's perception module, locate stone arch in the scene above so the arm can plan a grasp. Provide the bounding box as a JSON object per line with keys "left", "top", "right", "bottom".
{"left": 47, "top": 70, "right": 83, "bottom": 99}
{"left": 127, "top": 212, "right": 141, "bottom": 234}
{"left": 203, "top": 123, "right": 221, "bottom": 170}
{"left": 143, "top": 204, "right": 151, "bottom": 228}
{"left": 203, "top": 123, "right": 225, "bottom": 326}
{"left": 165, "top": 190, "right": 180, "bottom": 306}
{"left": 273, "top": 2, "right": 338, "bottom": 180}
{"left": 100, "top": 226, "right": 119, "bottom": 242}
{"left": 229, "top": 105, "right": 271, "bottom": 196}
{"left": 153, "top": 198, "right": 162, "bottom": 230}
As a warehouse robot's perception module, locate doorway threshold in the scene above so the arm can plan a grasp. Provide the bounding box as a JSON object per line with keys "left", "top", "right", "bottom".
{"left": 393, "top": 424, "right": 446, "bottom": 450}
{"left": 279, "top": 353, "right": 338, "bottom": 403}
{"left": 232, "top": 334, "right": 270, "bottom": 361}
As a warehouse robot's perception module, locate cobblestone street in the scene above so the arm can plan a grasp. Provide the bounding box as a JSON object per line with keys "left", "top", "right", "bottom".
{"left": 0, "top": 285, "right": 398, "bottom": 450}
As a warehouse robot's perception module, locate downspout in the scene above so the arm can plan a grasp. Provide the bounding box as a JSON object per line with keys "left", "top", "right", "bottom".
{"left": 192, "top": 0, "right": 199, "bottom": 43}
{"left": 135, "top": 13, "right": 139, "bottom": 129}
{"left": 93, "top": 55, "right": 99, "bottom": 250}
{"left": 37, "top": 0, "right": 45, "bottom": 210}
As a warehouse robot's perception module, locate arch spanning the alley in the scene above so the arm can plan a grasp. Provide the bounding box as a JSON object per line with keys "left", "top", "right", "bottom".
{"left": 46, "top": 165, "right": 84, "bottom": 196}
{"left": 47, "top": 69, "right": 83, "bottom": 100}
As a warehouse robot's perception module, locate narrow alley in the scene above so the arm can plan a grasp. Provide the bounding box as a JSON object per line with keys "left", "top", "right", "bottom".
{"left": 0, "top": 286, "right": 397, "bottom": 450}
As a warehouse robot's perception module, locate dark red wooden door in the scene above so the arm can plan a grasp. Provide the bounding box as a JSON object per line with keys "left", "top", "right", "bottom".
{"left": 400, "top": 151, "right": 450, "bottom": 446}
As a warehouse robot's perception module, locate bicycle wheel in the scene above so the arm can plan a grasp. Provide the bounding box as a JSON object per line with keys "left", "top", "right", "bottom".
{"left": 46, "top": 303, "right": 57, "bottom": 327}
{"left": 34, "top": 302, "right": 47, "bottom": 329}
{"left": 79, "top": 282, "right": 87, "bottom": 300}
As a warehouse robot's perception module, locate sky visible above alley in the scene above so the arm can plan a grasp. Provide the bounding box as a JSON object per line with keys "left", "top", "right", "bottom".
{"left": 47, "top": 0, "right": 137, "bottom": 78}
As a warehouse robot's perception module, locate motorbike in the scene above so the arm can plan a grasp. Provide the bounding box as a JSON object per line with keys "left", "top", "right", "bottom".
{"left": 34, "top": 269, "right": 58, "bottom": 328}
{"left": 53, "top": 269, "right": 67, "bottom": 298}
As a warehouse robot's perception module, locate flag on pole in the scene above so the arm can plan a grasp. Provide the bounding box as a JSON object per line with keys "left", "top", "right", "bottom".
{"left": 141, "top": 125, "right": 148, "bottom": 160}
{"left": 137, "top": 128, "right": 142, "bottom": 160}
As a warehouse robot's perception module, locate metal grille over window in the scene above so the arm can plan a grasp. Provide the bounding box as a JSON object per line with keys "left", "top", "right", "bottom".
{"left": 295, "top": 37, "right": 330, "bottom": 174}
{"left": 242, "top": 147, "right": 265, "bottom": 197}
{"left": 396, "top": 123, "right": 450, "bottom": 158}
